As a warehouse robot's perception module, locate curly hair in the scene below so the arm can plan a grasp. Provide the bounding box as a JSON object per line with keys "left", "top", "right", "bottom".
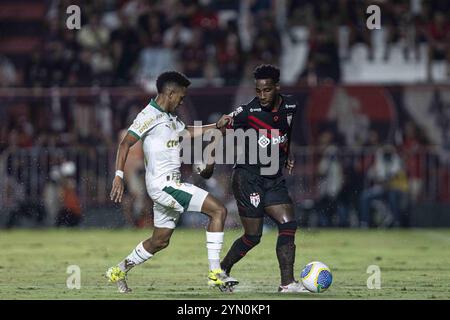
{"left": 253, "top": 64, "right": 280, "bottom": 83}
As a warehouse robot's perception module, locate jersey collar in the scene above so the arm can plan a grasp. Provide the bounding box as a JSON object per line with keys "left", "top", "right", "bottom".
{"left": 149, "top": 99, "right": 169, "bottom": 114}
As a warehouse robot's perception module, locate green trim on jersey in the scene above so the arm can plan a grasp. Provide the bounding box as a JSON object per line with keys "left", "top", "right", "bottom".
{"left": 127, "top": 130, "right": 140, "bottom": 140}
{"left": 162, "top": 186, "right": 193, "bottom": 211}
{"left": 150, "top": 99, "right": 168, "bottom": 114}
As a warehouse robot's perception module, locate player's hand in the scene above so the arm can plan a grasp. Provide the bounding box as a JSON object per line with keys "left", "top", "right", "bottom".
{"left": 199, "top": 163, "right": 215, "bottom": 179}
{"left": 286, "top": 159, "right": 295, "bottom": 175}
{"left": 110, "top": 176, "right": 125, "bottom": 203}
{"left": 216, "top": 114, "right": 233, "bottom": 129}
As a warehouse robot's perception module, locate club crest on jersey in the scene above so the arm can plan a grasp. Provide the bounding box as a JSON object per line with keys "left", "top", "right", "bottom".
{"left": 249, "top": 193, "right": 260, "bottom": 207}
{"left": 287, "top": 113, "right": 293, "bottom": 126}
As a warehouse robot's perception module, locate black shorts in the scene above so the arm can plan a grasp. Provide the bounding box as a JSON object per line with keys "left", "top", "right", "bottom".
{"left": 231, "top": 167, "right": 292, "bottom": 218}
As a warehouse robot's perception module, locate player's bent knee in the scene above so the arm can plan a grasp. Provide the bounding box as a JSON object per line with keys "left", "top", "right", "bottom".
{"left": 277, "top": 221, "right": 297, "bottom": 246}
{"left": 153, "top": 238, "right": 170, "bottom": 250}
{"left": 277, "top": 220, "right": 298, "bottom": 231}
{"left": 213, "top": 205, "right": 227, "bottom": 221}
{"left": 244, "top": 234, "right": 262, "bottom": 247}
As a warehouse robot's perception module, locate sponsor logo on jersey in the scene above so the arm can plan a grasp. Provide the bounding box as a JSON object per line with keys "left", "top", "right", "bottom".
{"left": 166, "top": 140, "right": 179, "bottom": 148}
{"left": 250, "top": 108, "right": 262, "bottom": 112}
{"left": 272, "top": 133, "right": 288, "bottom": 145}
{"left": 285, "top": 104, "right": 296, "bottom": 109}
{"left": 133, "top": 113, "right": 165, "bottom": 134}
{"left": 258, "top": 133, "right": 288, "bottom": 148}
{"left": 250, "top": 193, "right": 260, "bottom": 207}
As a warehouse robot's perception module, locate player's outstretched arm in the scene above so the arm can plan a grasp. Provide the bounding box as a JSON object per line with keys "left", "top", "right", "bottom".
{"left": 110, "top": 132, "right": 139, "bottom": 203}
{"left": 186, "top": 114, "right": 233, "bottom": 138}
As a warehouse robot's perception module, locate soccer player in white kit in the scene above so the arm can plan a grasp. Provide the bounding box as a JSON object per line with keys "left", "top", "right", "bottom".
{"left": 106, "top": 71, "right": 237, "bottom": 293}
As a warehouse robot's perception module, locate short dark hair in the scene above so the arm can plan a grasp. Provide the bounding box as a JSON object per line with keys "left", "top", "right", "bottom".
{"left": 253, "top": 64, "right": 280, "bottom": 83}
{"left": 156, "top": 71, "right": 191, "bottom": 93}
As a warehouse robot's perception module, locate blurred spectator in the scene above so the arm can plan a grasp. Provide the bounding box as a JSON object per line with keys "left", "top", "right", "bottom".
{"left": 425, "top": 11, "right": 450, "bottom": 80}
{"left": 340, "top": 153, "right": 366, "bottom": 227}
{"left": 249, "top": 0, "right": 272, "bottom": 15}
{"left": 68, "top": 50, "right": 93, "bottom": 87}
{"left": 43, "top": 166, "right": 62, "bottom": 225}
{"left": 359, "top": 145, "right": 410, "bottom": 228}
{"left": 3, "top": 172, "right": 46, "bottom": 229}
{"left": 383, "top": 0, "right": 414, "bottom": 61}
{"left": 181, "top": 28, "right": 208, "bottom": 78}
{"left": 315, "top": 145, "right": 350, "bottom": 227}
{"left": 91, "top": 48, "right": 114, "bottom": 85}
{"left": 250, "top": 14, "right": 281, "bottom": 65}
{"left": 426, "top": 12, "right": 450, "bottom": 61}
{"left": 24, "top": 51, "right": 47, "bottom": 87}
{"left": 297, "top": 60, "right": 318, "bottom": 86}
{"left": 216, "top": 20, "right": 244, "bottom": 86}
{"left": 8, "top": 116, "right": 34, "bottom": 149}
{"left": 135, "top": 37, "right": 176, "bottom": 85}
{"left": 346, "top": 0, "right": 374, "bottom": 60}
{"left": 0, "top": 55, "right": 18, "bottom": 87}
{"left": 77, "top": 13, "right": 110, "bottom": 52}
{"left": 163, "top": 17, "right": 193, "bottom": 49}
{"left": 401, "top": 121, "right": 426, "bottom": 202}
{"left": 110, "top": 13, "right": 141, "bottom": 85}
{"left": 191, "top": 3, "right": 219, "bottom": 44}
{"left": 307, "top": 26, "right": 341, "bottom": 84}
{"left": 56, "top": 161, "right": 82, "bottom": 227}
{"left": 137, "top": 9, "right": 166, "bottom": 46}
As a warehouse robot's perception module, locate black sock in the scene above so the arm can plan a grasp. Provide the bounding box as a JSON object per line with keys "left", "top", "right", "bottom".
{"left": 276, "top": 221, "right": 297, "bottom": 286}
{"left": 221, "top": 234, "right": 261, "bottom": 274}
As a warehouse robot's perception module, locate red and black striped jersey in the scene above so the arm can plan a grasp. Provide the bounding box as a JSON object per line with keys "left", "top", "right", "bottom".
{"left": 229, "top": 94, "right": 298, "bottom": 177}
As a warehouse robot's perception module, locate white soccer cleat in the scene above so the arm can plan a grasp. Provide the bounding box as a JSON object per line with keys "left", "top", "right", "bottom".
{"left": 105, "top": 266, "right": 132, "bottom": 293}
{"left": 116, "top": 279, "right": 132, "bottom": 293}
{"left": 278, "top": 280, "right": 312, "bottom": 293}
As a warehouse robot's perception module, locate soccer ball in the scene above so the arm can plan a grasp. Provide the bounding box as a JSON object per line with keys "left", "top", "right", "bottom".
{"left": 300, "top": 261, "right": 333, "bottom": 293}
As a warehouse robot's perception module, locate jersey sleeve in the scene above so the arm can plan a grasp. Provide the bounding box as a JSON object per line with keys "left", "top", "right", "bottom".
{"left": 127, "top": 111, "right": 159, "bottom": 139}
{"left": 229, "top": 105, "right": 247, "bottom": 129}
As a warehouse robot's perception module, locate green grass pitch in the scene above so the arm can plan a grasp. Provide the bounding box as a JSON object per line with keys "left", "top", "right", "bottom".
{"left": 0, "top": 228, "right": 449, "bottom": 300}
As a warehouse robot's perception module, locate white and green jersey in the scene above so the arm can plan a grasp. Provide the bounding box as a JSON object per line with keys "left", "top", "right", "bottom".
{"left": 127, "top": 99, "right": 185, "bottom": 182}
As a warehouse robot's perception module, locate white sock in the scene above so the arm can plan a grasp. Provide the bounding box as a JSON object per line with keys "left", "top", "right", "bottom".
{"left": 118, "top": 241, "right": 153, "bottom": 272}
{"left": 206, "top": 231, "right": 224, "bottom": 271}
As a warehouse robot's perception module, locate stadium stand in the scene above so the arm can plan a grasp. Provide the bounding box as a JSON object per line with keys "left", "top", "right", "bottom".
{"left": 0, "top": 0, "right": 449, "bottom": 228}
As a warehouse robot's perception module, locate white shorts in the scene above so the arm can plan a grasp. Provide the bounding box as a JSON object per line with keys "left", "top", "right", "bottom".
{"left": 146, "top": 179, "right": 209, "bottom": 229}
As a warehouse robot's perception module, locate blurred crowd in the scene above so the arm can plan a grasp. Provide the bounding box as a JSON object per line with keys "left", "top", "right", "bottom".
{"left": 1, "top": 0, "right": 450, "bottom": 228}
{"left": 1, "top": 159, "right": 82, "bottom": 228}
{"left": 291, "top": 0, "right": 450, "bottom": 84}
{"left": 2, "top": 0, "right": 277, "bottom": 88}
{"left": 294, "top": 120, "right": 433, "bottom": 229}
{"left": 0, "top": 0, "right": 449, "bottom": 88}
